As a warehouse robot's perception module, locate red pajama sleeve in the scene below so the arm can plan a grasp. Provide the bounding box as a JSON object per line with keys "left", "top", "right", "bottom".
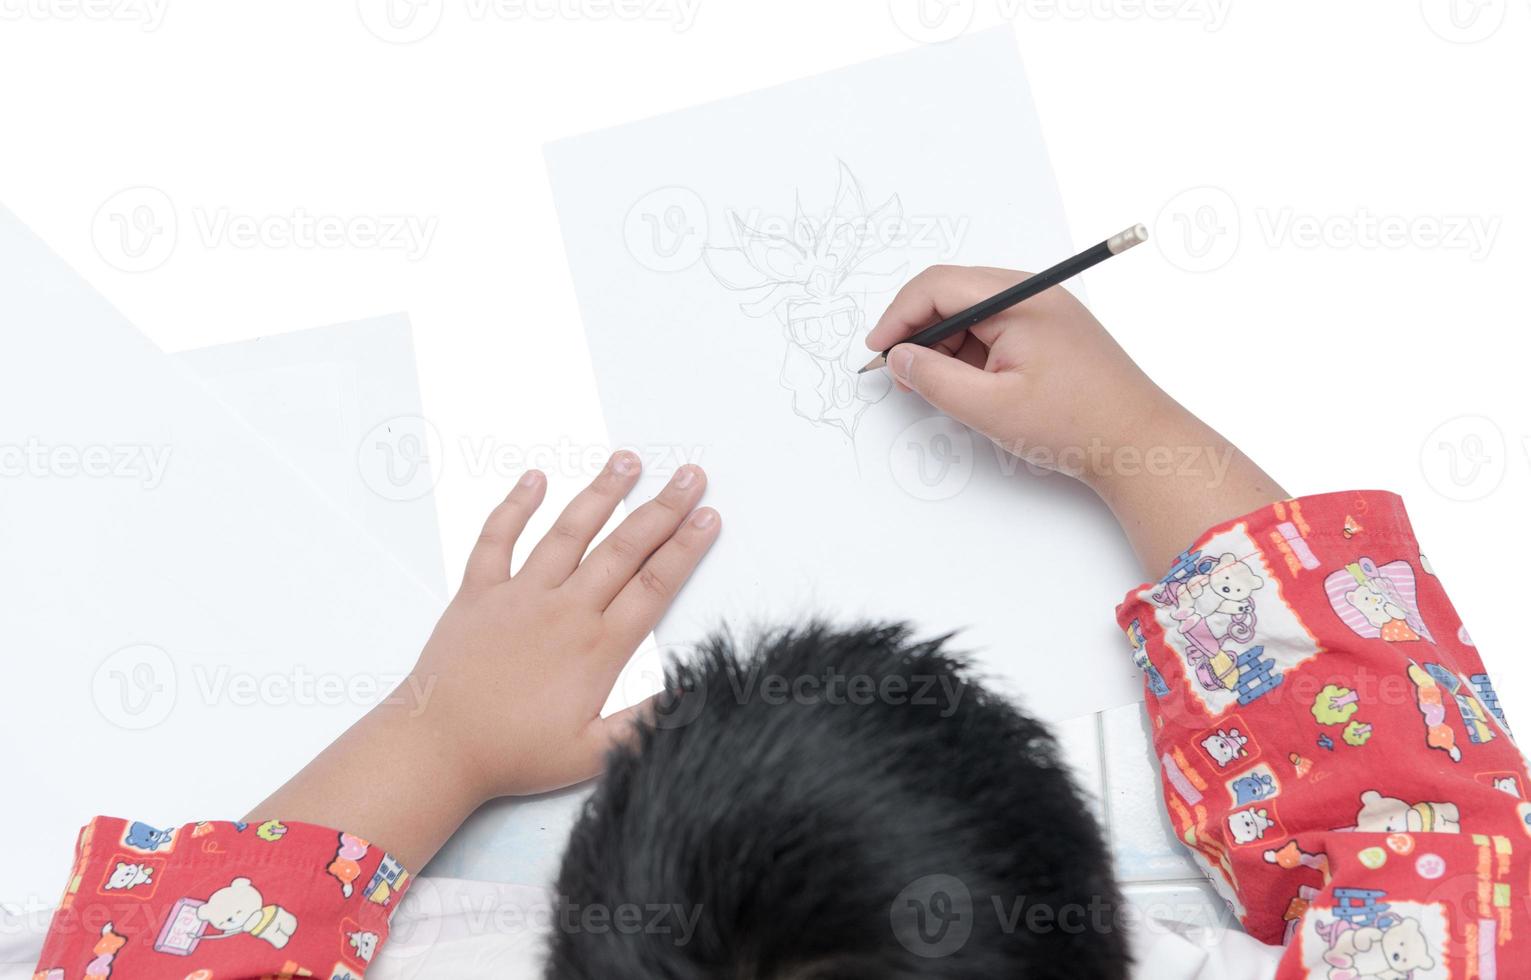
{"left": 1119, "top": 490, "right": 1531, "bottom": 977}
{"left": 32, "top": 816, "right": 412, "bottom": 980}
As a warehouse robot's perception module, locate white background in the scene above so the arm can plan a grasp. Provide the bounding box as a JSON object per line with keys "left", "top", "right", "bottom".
{"left": 1, "top": 0, "right": 1527, "bottom": 716}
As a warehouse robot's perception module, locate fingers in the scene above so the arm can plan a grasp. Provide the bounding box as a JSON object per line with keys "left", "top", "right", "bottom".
{"left": 955, "top": 331, "right": 990, "bottom": 370}
{"left": 866, "top": 264, "right": 1022, "bottom": 351}
{"left": 461, "top": 471, "right": 547, "bottom": 590}
{"left": 566, "top": 464, "right": 708, "bottom": 608}
{"left": 518, "top": 451, "right": 643, "bottom": 587}
{"left": 604, "top": 507, "right": 721, "bottom": 645}
{"left": 886, "top": 343, "right": 1017, "bottom": 438}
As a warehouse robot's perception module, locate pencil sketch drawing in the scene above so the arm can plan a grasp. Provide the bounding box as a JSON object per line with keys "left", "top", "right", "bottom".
{"left": 704, "top": 163, "right": 905, "bottom": 439}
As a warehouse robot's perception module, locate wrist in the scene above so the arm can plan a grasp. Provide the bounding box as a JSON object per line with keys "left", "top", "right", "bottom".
{"left": 247, "top": 677, "right": 490, "bottom": 872}
{"left": 1083, "top": 399, "right": 1288, "bottom": 576}
{"left": 379, "top": 672, "right": 500, "bottom": 808}
{"left": 1077, "top": 398, "right": 1219, "bottom": 498}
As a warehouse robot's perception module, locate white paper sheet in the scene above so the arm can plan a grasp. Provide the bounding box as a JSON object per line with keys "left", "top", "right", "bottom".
{"left": 175, "top": 316, "right": 449, "bottom": 601}
{"left": 546, "top": 30, "right": 1144, "bottom": 723}
{"left": 0, "top": 207, "right": 442, "bottom": 907}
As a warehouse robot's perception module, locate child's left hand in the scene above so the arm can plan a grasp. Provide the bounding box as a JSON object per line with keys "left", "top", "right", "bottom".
{"left": 248, "top": 451, "right": 719, "bottom": 870}
{"left": 413, "top": 451, "right": 720, "bottom": 800}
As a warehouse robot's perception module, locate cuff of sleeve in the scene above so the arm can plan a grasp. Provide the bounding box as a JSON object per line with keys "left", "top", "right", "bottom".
{"left": 38, "top": 816, "right": 413, "bottom": 979}
{"left": 1120, "top": 490, "right": 1414, "bottom": 609}
{"left": 1114, "top": 490, "right": 1416, "bottom": 698}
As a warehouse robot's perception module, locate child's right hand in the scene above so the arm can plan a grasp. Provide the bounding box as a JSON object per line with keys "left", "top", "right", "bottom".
{"left": 868, "top": 264, "right": 1171, "bottom": 482}
{"left": 867, "top": 264, "right": 1287, "bottom": 574}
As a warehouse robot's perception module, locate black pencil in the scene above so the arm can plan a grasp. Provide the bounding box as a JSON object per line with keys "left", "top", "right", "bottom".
{"left": 857, "top": 224, "right": 1149, "bottom": 374}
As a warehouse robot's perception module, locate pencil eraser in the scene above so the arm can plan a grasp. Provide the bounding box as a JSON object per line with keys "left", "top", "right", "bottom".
{"left": 1108, "top": 224, "right": 1149, "bottom": 254}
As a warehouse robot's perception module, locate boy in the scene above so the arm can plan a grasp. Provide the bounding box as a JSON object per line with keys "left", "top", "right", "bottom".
{"left": 33, "top": 267, "right": 1527, "bottom": 978}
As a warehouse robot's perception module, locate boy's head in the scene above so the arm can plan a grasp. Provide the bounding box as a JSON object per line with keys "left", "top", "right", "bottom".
{"left": 549, "top": 623, "right": 1127, "bottom": 979}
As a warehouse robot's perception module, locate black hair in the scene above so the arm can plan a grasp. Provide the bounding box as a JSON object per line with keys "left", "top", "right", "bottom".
{"left": 548, "top": 622, "right": 1128, "bottom": 979}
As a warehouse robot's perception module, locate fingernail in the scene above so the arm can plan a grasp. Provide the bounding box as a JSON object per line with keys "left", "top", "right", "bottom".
{"left": 612, "top": 452, "right": 638, "bottom": 476}
{"left": 691, "top": 508, "right": 718, "bottom": 529}
{"left": 518, "top": 470, "right": 542, "bottom": 489}
{"left": 889, "top": 346, "right": 913, "bottom": 383}
{"left": 672, "top": 466, "right": 697, "bottom": 490}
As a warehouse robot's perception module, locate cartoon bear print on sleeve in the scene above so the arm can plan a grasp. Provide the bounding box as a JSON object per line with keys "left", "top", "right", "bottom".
{"left": 349, "top": 928, "right": 379, "bottom": 962}
{"left": 1351, "top": 790, "right": 1460, "bottom": 834}
{"left": 1228, "top": 807, "right": 1274, "bottom": 845}
{"left": 1229, "top": 767, "right": 1277, "bottom": 807}
{"left": 103, "top": 861, "right": 153, "bottom": 891}
{"left": 1202, "top": 728, "right": 1249, "bottom": 768}
{"left": 1324, "top": 557, "right": 1433, "bottom": 644}
{"left": 122, "top": 821, "right": 174, "bottom": 852}
{"left": 1317, "top": 914, "right": 1436, "bottom": 979}
{"left": 195, "top": 876, "right": 299, "bottom": 949}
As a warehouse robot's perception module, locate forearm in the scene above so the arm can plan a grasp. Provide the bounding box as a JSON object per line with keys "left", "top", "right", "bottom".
{"left": 1086, "top": 396, "right": 1287, "bottom": 576}
{"left": 245, "top": 675, "right": 487, "bottom": 873}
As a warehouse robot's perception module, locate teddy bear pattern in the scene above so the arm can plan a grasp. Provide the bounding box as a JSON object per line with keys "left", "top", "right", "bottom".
{"left": 1231, "top": 771, "right": 1276, "bottom": 807}
{"left": 1353, "top": 790, "right": 1461, "bottom": 834}
{"left": 103, "top": 861, "right": 153, "bottom": 891}
{"left": 1344, "top": 584, "right": 1420, "bottom": 642}
{"left": 196, "top": 876, "right": 299, "bottom": 949}
{"left": 1318, "top": 915, "right": 1436, "bottom": 980}
{"left": 1175, "top": 553, "right": 1265, "bottom": 638}
{"left": 1202, "top": 728, "right": 1249, "bottom": 768}
{"left": 1228, "top": 808, "right": 1274, "bottom": 844}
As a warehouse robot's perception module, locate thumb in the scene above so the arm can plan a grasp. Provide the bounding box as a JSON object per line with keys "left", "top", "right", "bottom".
{"left": 887, "top": 344, "right": 1010, "bottom": 437}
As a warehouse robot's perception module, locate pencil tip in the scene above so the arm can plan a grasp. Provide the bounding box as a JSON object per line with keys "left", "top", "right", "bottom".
{"left": 857, "top": 354, "right": 886, "bottom": 374}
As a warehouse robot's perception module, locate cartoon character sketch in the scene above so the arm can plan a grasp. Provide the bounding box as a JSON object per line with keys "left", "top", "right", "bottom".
{"left": 1352, "top": 790, "right": 1460, "bottom": 834}
{"left": 703, "top": 162, "right": 902, "bottom": 439}
{"left": 327, "top": 832, "right": 369, "bottom": 898}
{"left": 103, "top": 861, "right": 154, "bottom": 891}
{"left": 196, "top": 877, "right": 298, "bottom": 949}
{"left": 123, "top": 821, "right": 174, "bottom": 852}
{"left": 1324, "top": 557, "right": 1433, "bottom": 643}
{"left": 1228, "top": 808, "right": 1274, "bottom": 845}
{"left": 83, "top": 922, "right": 127, "bottom": 980}
{"left": 1202, "top": 728, "right": 1249, "bottom": 768}
{"left": 1316, "top": 914, "right": 1435, "bottom": 979}
{"left": 1405, "top": 661, "right": 1463, "bottom": 763}
{"left": 1153, "top": 552, "right": 1265, "bottom": 692}
{"left": 1230, "top": 769, "right": 1276, "bottom": 807}
{"left": 349, "top": 929, "right": 379, "bottom": 962}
